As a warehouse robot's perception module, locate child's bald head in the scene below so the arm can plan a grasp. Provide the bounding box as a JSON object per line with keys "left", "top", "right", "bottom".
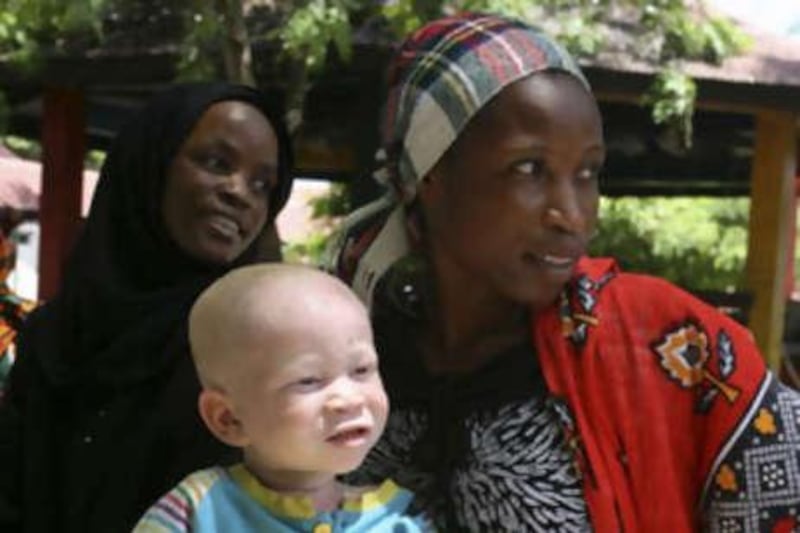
{"left": 188, "top": 264, "right": 368, "bottom": 389}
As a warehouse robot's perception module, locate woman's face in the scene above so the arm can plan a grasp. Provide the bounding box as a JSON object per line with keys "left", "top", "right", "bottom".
{"left": 162, "top": 101, "right": 279, "bottom": 266}
{"left": 420, "top": 72, "right": 605, "bottom": 311}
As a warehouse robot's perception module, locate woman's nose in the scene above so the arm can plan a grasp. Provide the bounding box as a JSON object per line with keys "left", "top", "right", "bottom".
{"left": 218, "top": 172, "right": 254, "bottom": 207}
{"left": 543, "top": 182, "right": 587, "bottom": 234}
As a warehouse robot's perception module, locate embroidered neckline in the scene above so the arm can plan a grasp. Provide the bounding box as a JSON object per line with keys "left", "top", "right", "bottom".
{"left": 228, "top": 465, "right": 400, "bottom": 519}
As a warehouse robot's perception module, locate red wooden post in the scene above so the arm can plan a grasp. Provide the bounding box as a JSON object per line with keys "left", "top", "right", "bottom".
{"left": 38, "top": 87, "right": 85, "bottom": 301}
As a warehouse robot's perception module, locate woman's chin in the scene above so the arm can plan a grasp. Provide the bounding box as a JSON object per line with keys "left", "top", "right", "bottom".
{"left": 503, "top": 282, "right": 564, "bottom": 312}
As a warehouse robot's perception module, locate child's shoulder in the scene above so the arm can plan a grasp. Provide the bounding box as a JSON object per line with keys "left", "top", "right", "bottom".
{"left": 342, "top": 479, "right": 436, "bottom": 531}
{"left": 132, "top": 467, "right": 226, "bottom": 533}
{"left": 341, "top": 478, "right": 402, "bottom": 509}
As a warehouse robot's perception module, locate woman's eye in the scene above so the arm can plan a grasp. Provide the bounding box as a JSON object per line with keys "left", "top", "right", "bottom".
{"left": 249, "top": 178, "right": 267, "bottom": 193}
{"left": 197, "top": 153, "right": 231, "bottom": 174}
{"left": 513, "top": 159, "right": 545, "bottom": 177}
{"left": 249, "top": 175, "right": 276, "bottom": 194}
{"left": 249, "top": 167, "right": 278, "bottom": 194}
{"left": 577, "top": 166, "right": 601, "bottom": 182}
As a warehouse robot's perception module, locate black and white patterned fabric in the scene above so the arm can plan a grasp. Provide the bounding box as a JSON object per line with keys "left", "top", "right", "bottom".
{"left": 705, "top": 377, "right": 800, "bottom": 532}
{"left": 356, "top": 267, "right": 591, "bottom": 531}
{"left": 348, "top": 396, "right": 590, "bottom": 531}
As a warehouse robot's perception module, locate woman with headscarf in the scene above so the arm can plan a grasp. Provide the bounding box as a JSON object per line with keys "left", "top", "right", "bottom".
{"left": 0, "top": 82, "right": 293, "bottom": 533}
{"left": 329, "top": 13, "right": 800, "bottom": 532}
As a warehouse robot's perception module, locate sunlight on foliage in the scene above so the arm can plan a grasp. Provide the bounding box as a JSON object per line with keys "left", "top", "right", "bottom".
{"left": 283, "top": 231, "right": 331, "bottom": 266}
{"left": 590, "top": 196, "right": 750, "bottom": 291}
{"left": 278, "top": 0, "right": 354, "bottom": 72}
{"left": 642, "top": 1, "right": 751, "bottom": 63}
{"left": 381, "top": 0, "right": 427, "bottom": 35}
{"left": 636, "top": 1, "right": 750, "bottom": 148}
{"left": 642, "top": 68, "right": 697, "bottom": 149}
{"left": 2, "top": 135, "right": 40, "bottom": 159}
{"left": 0, "top": 11, "right": 25, "bottom": 49}
{"left": 176, "top": 5, "right": 223, "bottom": 81}
{"left": 281, "top": 182, "right": 351, "bottom": 266}
{"left": 459, "top": 0, "right": 530, "bottom": 19}
{"left": 0, "top": 1, "right": 754, "bottom": 149}
{"left": 555, "top": 11, "right": 605, "bottom": 57}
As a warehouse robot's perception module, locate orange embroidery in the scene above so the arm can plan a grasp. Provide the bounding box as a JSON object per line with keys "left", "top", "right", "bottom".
{"left": 573, "top": 313, "right": 599, "bottom": 326}
{"left": 715, "top": 464, "right": 738, "bottom": 492}
{"left": 754, "top": 408, "right": 777, "bottom": 435}
{"left": 561, "top": 316, "right": 575, "bottom": 337}
{"left": 654, "top": 323, "right": 740, "bottom": 403}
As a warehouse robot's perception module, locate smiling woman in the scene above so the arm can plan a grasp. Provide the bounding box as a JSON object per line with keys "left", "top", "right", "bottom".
{"left": 162, "top": 101, "right": 279, "bottom": 266}
{"left": 0, "top": 83, "right": 293, "bottom": 533}
{"left": 329, "top": 12, "right": 800, "bottom": 531}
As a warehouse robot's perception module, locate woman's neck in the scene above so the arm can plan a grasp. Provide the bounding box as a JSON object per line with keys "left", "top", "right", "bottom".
{"left": 423, "top": 253, "right": 530, "bottom": 373}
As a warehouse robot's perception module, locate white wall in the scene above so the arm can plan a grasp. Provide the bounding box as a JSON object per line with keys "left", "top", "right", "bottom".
{"left": 7, "top": 221, "right": 39, "bottom": 301}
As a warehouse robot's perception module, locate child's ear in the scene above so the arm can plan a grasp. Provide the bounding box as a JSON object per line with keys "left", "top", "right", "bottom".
{"left": 198, "top": 389, "right": 249, "bottom": 448}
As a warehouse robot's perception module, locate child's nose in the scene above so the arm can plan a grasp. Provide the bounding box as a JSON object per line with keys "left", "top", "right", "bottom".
{"left": 326, "top": 380, "right": 364, "bottom": 413}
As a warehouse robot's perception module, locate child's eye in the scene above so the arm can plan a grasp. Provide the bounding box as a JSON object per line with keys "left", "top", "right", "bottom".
{"left": 291, "top": 376, "right": 322, "bottom": 390}
{"left": 352, "top": 363, "right": 376, "bottom": 378}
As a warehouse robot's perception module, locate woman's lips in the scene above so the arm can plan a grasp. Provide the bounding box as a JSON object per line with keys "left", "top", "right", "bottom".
{"left": 207, "top": 214, "right": 241, "bottom": 240}
{"left": 523, "top": 252, "right": 577, "bottom": 269}
{"left": 541, "top": 254, "right": 575, "bottom": 267}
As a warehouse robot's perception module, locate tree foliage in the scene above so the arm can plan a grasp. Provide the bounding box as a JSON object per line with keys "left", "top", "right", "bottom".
{"left": 590, "top": 197, "right": 750, "bottom": 291}
{"left": 0, "top": 0, "right": 106, "bottom": 62}
{"left": 277, "top": 0, "right": 354, "bottom": 72}
{"left": 0, "top": 0, "right": 751, "bottom": 143}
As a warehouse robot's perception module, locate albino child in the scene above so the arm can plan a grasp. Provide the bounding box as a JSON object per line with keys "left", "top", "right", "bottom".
{"left": 134, "top": 264, "right": 431, "bottom": 532}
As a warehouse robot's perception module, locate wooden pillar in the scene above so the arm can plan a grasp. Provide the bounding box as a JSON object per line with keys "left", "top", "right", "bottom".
{"left": 745, "top": 111, "right": 797, "bottom": 370}
{"left": 787, "top": 174, "right": 800, "bottom": 298}
{"left": 38, "top": 87, "right": 85, "bottom": 301}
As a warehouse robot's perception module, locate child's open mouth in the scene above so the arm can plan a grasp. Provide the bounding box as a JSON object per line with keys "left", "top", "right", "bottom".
{"left": 326, "top": 426, "right": 371, "bottom": 447}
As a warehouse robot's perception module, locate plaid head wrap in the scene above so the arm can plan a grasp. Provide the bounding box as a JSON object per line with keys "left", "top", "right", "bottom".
{"left": 329, "top": 12, "right": 590, "bottom": 306}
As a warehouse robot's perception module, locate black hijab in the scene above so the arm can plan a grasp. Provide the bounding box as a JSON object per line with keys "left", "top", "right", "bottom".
{"left": 17, "top": 82, "right": 293, "bottom": 388}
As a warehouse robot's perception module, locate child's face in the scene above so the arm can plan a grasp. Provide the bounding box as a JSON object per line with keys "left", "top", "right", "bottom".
{"left": 231, "top": 293, "right": 388, "bottom": 479}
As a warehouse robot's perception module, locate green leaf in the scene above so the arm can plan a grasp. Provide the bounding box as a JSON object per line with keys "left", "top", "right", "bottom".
{"left": 278, "top": 0, "right": 354, "bottom": 72}
{"left": 381, "top": 0, "right": 425, "bottom": 35}
{"left": 642, "top": 68, "right": 696, "bottom": 148}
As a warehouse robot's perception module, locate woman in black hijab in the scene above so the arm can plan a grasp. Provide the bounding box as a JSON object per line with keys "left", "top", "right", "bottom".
{"left": 0, "top": 82, "right": 293, "bottom": 533}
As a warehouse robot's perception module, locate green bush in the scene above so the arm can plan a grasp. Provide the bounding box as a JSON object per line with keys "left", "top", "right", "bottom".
{"left": 590, "top": 197, "right": 750, "bottom": 291}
